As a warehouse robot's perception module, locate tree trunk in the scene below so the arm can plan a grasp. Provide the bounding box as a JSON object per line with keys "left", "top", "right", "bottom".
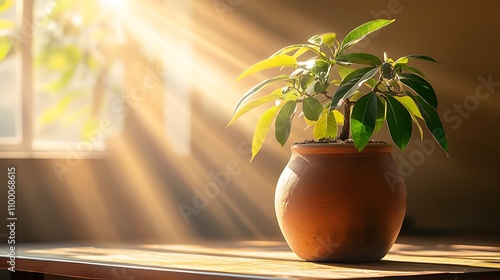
{"left": 339, "top": 100, "right": 351, "bottom": 141}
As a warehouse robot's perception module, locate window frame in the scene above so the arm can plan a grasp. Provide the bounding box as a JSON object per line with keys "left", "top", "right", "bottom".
{"left": 0, "top": 0, "right": 33, "bottom": 156}
{"left": 0, "top": 0, "right": 108, "bottom": 158}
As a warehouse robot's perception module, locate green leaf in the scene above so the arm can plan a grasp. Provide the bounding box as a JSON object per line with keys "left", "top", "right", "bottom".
{"left": 396, "top": 54, "right": 438, "bottom": 77}
{"left": 302, "top": 97, "right": 323, "bottom": 121}
{"left": 364, "top": 78, "right": 377, "bottom": 88}
{"left": 228, "top": 91, "right": 282, "bottom": 126}
{"left": 313, "top": 80, "right": 328, "bottom": 93}
{"left": 351, "top": 92, "right": 378, "bottom": 151}
{"left": 330, "top": 79, "right": 342, "bottom": 86}
{"left": 340, "top": 19, "right": 395, "bottom": 53}
{"left": 393, "top": 57, "right": 408, "bottom": 73}
{"left": 304, "top": 115, "right": 315, "bottom": 128}
{"left": 320, "top": 32, "right": 337, "bottom": 47}
{"left": 237, "top": 55, "right": 297, "bottom": 80}
{"left": 399, "top": 72, "right": 438, "bottom": 109}
{"left": 394, "top": 56, "right": 409, "bottom": 65}
{"left": 335, "top": 53, "right": 382, "bottom": 66}
{"left": 313, "top": 59, "right": 329, "bottom": 73}
{"left": 330, "top": 67, "right": 378, "bottom": 110}
{"left": 251, "top": 105, "right": 282, "bottom": 161}
{"left": 394, "top": 96, "right": 423, "bottom": 119}
{"left": 406, "top": 54, "right": 440, "bottom": 64}
{"left": 308, "top": 34, "right": 322, "bottom": 46}
{"left": 0, "top": 0, "right": 13, "bottom": 13}
{"left": 283, "top": 89, "right": 299, "bottom": 102}
{"left": 333, "top": 109, "right": 344, "bottom": 125}
{"left": 271, "top": 44, "right": 319, "bottom": 58}
{"left": 392, "top": 56, "right": 408, "bottom": 73}
{"left": 385, "top": 94, "right": 412, "bottom": 150}
{"left": 299, "top": 73, "right": 314, "bottom": 90}
{"left": 374, "top": 96, "right": 386, "bottom": 134}
{"left": 313, "top": 108, "right": 337, "bottom": 139}
{"left": 337, "top": 65, "right": 355, "bottom": 79}
{"left": 233, "top": 74, "right": 289, "bottom": 114}
{"left": 409, "top": 113, "right": 424, "bottom": 141}
{"left": 292, "top": 46, "right": 314, "bottom": 59}
{"left": 400, "top": 65, "right": 427, "bottom": 79}
{"left": 0, "top": 36, "right": 13, "bottom": 61}
{"left": 407, "top": 92, "right": 448, "bottom": 155}
{"left": 348, "top": 91, "right": 366, "bottom": 102}
{"left": 395, "top": 95, "right": 424, "bottom": 140}
{"left": 275, "top": 100, "right": 296, "bottom": 146}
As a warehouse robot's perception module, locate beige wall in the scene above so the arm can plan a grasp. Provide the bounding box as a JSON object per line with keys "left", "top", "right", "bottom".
{"left": 224, "top": 0, "right": 500, "bottom": 234}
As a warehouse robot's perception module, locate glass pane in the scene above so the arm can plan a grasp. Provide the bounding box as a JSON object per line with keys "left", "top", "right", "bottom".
{"left": 32, "top": 0, "right": 124, "bottom": 149}
{"left": 0, "top": 1, "right": 21, "bottom": 144}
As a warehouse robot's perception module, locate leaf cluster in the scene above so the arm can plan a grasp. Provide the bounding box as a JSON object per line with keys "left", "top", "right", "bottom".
{"left": 229, "top": 19, "right": 448, "bottom": 160}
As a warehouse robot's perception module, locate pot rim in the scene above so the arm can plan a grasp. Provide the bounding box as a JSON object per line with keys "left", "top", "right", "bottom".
{"left": 291, "top": 141, "right": 393, "bottom": 154}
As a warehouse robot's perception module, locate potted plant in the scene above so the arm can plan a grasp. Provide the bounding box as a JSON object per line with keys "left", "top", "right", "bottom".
{"left": 228, "top": 19, "right": 448, "bottom": 262}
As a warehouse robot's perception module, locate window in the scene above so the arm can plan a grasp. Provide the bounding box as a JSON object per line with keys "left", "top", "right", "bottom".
{"left": 0, "top": 0, "right": 125, "bottom": 155}
{"left": 0, "top": 0, "right": 194, "bottom": 156}
{"left": 0, "top": 1, "right": 21, "bottom": 145}
{"left": 33, "top": 0, "right": 130, "bottom": 149}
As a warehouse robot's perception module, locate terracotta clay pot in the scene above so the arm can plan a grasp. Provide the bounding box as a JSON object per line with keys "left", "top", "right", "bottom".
{"left": 275, "top": 142, "right": 406, "bottom": 262}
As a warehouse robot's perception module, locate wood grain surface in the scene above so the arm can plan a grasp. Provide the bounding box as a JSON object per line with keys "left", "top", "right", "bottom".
{"left": 1, "top": 236, "right": 499, "bottom": 279}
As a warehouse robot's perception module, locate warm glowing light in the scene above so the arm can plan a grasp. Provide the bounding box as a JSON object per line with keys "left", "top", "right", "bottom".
{"left": 28, "top": 0, "right": 287, "bottom": 244}
{"left": 99, "top": 0, "right": 128, "bottom": 12}
{"left": 70, "top": 14, "right": 82, "bottom": 27}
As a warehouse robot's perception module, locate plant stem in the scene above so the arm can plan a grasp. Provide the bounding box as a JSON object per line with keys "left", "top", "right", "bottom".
{"left": 339, "top": 99, "right": 352, "bottom": 141}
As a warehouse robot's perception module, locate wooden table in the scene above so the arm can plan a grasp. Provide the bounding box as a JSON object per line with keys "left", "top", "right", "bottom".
{"left": 1, "top": 236, "right": 500, "bottom": 279}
